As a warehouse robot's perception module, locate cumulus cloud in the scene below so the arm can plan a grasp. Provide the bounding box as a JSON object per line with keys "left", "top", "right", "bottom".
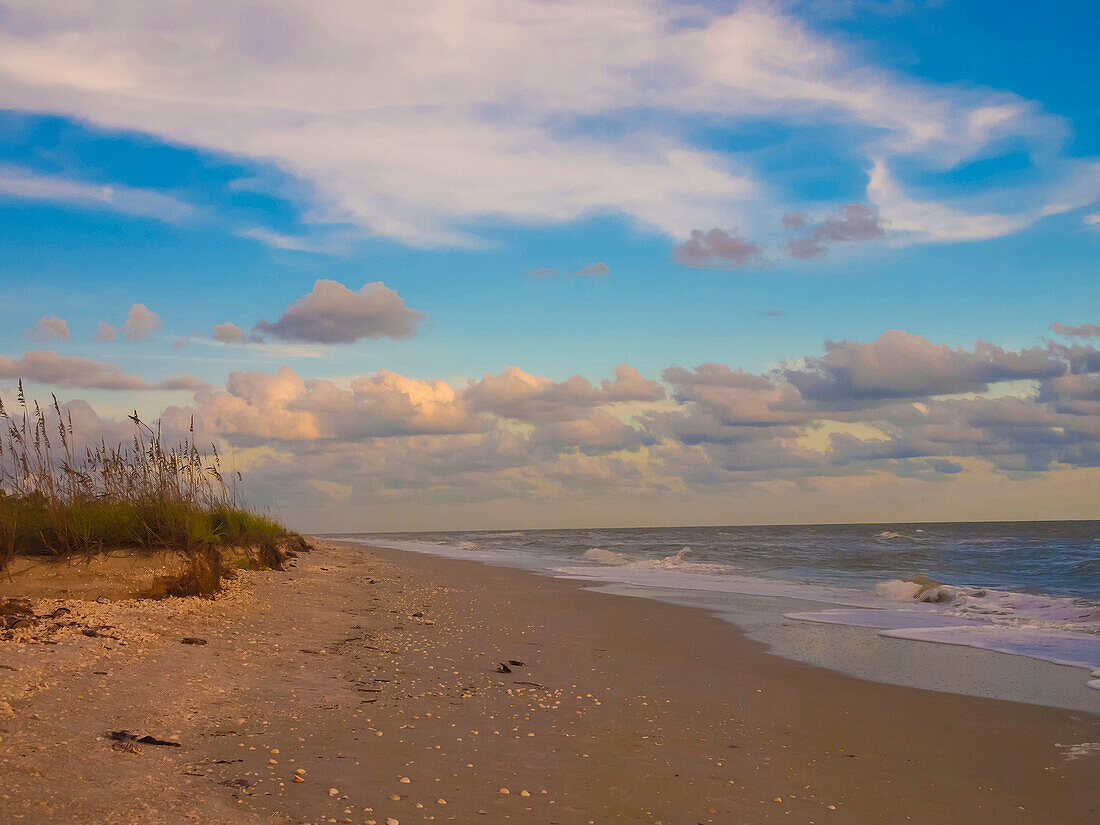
{"left": 195, "top": 366, "right": 475, "bottom": 443}
{"left": 254, "top": 280, "right": 423, "bottom": 344}
{"left": 601, "top": 364, "right": 665, "bottom": 402}
{"left": 673, "top": 229, "right": 762, "bottom": 269}
{"left": 660, "top": 364, "right": 808, "bottom": 433}
{"left": 28, "top": 328, "right": 1100, "bottom": 523}
{"left": 0, "top": 1, "right": 1075, "bottom": 248}
{"left": 27, "top": 315, "right": 71, "bottom": 342}
{"left": 466, "top": 367, "right": 605, "bottom": 423}
{"left": 95, "top": 321, "right": 117, "bottom": 342}
{"left": 1050, "top": 322, "right": 1100, "bottom": 338}
{"left": 0, "top": 351, "right": 208, "bottom": 392}
{"left": 785, "top": 204, "right": 886, "bottom": 259}
{"left": 121, "top": 303, "right": 162, "bottom": 342}
{"left": 534, "top": 409, "right": 651, "bottom": 454}
{"left": 212, "top": 322, "right": 247, "bottom": 344}
{"left": 781, "top": 330, "right": 1070, "bottom": 403}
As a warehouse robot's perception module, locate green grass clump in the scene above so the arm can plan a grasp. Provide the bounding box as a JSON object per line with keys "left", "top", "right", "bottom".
{"left": 0, "top": 383, "right": 289, "bottom": 570}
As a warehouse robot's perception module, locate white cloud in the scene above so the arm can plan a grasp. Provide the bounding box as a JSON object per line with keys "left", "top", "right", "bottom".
{"left": 867, "top": 160, "right": 1031, "bottom": 242}
{"left": 0, "top": 1, "right": 1075, "bottom": 247}
{"left": 0, "top": 164, "right": 194, "bottom": 222}
{"left": 236, "top": 227, "right": 332, "bottom": 253}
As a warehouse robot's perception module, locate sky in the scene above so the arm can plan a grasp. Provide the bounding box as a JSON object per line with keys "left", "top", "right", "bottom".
{"left": 0, "top": 0, "right": 1098, "bottom": 532}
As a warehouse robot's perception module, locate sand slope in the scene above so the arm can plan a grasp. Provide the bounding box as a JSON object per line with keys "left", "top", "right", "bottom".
{"left": 1, "top": 541, "right": 1097, "bottom": 824}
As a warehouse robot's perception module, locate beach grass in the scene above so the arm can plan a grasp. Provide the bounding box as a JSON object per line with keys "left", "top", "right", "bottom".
{"left": 0, "top": 384, "right": 290, "bottom": 575}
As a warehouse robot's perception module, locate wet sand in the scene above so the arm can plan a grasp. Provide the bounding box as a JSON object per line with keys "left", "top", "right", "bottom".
{"left": 1, "top": 540, "right": 1097, "bottom": 824}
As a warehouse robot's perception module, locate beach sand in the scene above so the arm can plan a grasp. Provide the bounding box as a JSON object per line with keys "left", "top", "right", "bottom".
{"left": 1, "top": 540, "right": 1097, "bottom": 824}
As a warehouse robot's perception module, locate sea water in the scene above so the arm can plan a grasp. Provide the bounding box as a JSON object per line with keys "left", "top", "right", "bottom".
{"left": 331, "top": 521, "right": 1100, "bottom": 704}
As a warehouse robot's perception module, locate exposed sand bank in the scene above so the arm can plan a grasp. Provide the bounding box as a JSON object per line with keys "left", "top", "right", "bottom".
{"left": 1, "top": 540, "right": 1097, "bottom": 824}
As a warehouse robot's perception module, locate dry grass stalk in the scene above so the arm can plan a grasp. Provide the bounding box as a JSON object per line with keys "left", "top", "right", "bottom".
{"left": 0, "top": 383, "right": 286, "bottom": 573}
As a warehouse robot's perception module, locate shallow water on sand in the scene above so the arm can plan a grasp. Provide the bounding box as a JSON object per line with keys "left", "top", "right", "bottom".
{"left": 332, "top": 521, "right": 1100, "bottom": 701}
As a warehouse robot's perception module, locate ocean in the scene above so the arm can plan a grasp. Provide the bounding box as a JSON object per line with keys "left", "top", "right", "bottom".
{"left": 332, "top": 521, "right": 1100, "bottom": 696}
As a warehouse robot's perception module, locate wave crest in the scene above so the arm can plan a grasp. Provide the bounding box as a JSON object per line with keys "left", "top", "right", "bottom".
{"left": 875, "top": 577, "right": 1100, "bottom": 634}
{"left": 581, "top": 547, "right": 632, "bottom": 566}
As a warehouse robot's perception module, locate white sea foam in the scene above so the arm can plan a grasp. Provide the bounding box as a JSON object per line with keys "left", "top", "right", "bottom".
{"left": 553, "top": 563, "right": 877, "bottom": 607}
{"left": 874, "top": 579, "right": 923, "bottom": 600}
{"left": 628, "top": 546, "right": 699, "bottom": 570}
{"left": 340, "top": 533, "right": 1100, "bottom": 691}
{"left": 581, "top": 547, "right": 632, "bottom": 565}
{"left": 875, "top": 579, "right": 1100, "bottom": 633}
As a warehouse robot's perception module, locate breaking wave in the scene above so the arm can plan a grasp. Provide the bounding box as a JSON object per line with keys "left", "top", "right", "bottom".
{"left": 875, "top": 577, "right": 1100, "bottom": 635}
{"left": 581, "top": 547, "right": 632, "bottom": 565}
{"left": 334, "top": 522, "right": 1100, "bottom": 691}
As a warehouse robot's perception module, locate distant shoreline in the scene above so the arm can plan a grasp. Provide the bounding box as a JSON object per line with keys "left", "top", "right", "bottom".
{"left": 328, "top": 516, "right": 1100, "bottom": 536}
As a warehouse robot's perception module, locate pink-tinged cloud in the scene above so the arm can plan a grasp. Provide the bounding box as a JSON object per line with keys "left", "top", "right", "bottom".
{"left": 673, "top": 228, "right": 761, "bottom": 269}
{"left": 786, "top": 237, "right": 826, "bottom": 259}
{"left": 782, "top": 330, "right": 1068, "bottom": 402}
{"left": 27, "top": 315, "right": 71, "bottom": 342}
{"left": 95, "top": 321, "right": 117, "bottom": 342}
{"left": 212, "top": 322, "right": 247, "bottom": 343}
{"left": 195, "top": 366, "right": 475, "bottom": 443}
{"left": 25, "top": 331, "right": 1100, "bottom": 521}
{"left": 0, "top": 351, "right": 208, "bottom": 391}
{"left": 121, "top": 303, "right": 163, "bottom": 342}
{"left": 785, "top": 204, "right": 886, "bottom": 260}
{"left": 600, "top": 364, "right": 665, "bottom": 402}
{"left": 533, "top": 409, "right": 650, "bottom": 453}
{"left": 254, "top": 280, "right": 423, "bottom": 344}
{"left": 1050, "top": 322, "right": 1100, "bottom": 338}
{"left": 466, "top": 367, "right": 606, "bottom": 423}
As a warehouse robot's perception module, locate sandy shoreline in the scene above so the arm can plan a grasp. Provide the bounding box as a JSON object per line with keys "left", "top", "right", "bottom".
{"left": 1, "top": 540, "right": 1097, "bottom": 824}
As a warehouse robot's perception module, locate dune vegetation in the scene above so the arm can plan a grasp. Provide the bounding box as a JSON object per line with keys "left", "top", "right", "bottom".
{"left": 0, "top": 384, "right": 296, "bottom": 584}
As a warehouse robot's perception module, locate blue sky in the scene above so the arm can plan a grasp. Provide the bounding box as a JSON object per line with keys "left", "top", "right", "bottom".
{"left": 0, "top": 1, "right": 1097, "bottom": 530}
